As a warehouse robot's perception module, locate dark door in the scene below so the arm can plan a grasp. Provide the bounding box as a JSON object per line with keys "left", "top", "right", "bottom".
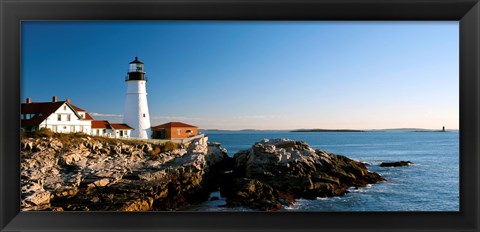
{"left": 154, "top": 129, "right": 166, "bottom": 139}
{"left": 159, "top": 129, "right": 166, "bottom": 139}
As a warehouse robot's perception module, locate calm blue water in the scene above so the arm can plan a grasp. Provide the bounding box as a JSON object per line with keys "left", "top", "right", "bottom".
{"left": 192, "top": 130, "right": 459, "bottom": 211}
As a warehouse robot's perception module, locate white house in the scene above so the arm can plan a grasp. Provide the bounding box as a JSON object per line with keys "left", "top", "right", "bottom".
{"left": 22, "top": 96, "right": 135, "bottom": 139}
{"left": 110, "top": 123, "right": 133, "bottom": 138}
{"left": 91, "top": 120, "right": 133, "bottom": 138}
{"left": 21, "top": 96, "right": 92, "bottom": 134}
{"left": 91, "top": 120, "right": 110, "bottom": 137}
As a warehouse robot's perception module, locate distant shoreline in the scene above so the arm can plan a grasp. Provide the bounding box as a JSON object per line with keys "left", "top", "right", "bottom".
{"left": 200, "top": 128, "right": 458, "bottom": 132}
{"left": 413, "top": 130, "right": 447, "bottom": 133}
{"left": 291, "top": 129, "right": 364, "bottom": 132}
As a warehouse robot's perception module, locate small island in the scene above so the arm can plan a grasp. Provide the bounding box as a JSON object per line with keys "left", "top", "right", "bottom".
{"left": 291, "top": 129, "right": 364, "bottom": 132}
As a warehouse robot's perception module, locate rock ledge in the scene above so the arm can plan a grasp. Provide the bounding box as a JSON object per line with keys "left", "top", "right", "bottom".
{"left": 21, "top": 136, "right": 229, "bottom": 211}
{"left": 220, "top": 138, "right": 385, "bottom": 210}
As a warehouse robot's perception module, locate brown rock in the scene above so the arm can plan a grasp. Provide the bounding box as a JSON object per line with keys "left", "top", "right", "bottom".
{"left": 223, "top": 178, "right": 295, "bottom": 211}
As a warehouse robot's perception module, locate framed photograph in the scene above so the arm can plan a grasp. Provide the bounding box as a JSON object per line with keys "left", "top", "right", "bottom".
{"left": 1, "top": 0, "right": 479, "bottom": 231}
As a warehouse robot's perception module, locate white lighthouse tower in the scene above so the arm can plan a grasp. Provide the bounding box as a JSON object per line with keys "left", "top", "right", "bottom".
{"left": 123, "top": 57, "right": 151, "bottom": 139}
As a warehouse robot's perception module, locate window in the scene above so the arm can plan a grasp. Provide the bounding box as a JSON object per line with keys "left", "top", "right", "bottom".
{"left": 57, "top": 114, "right": 61, "bottom": 121}
{"left": 103, "top": 129, "right": 106, "bottom": 133}
{"left": 67, "top": 114, "right": 71, "bottom": 121}
{"left": 63, "top": 106, "right": 67, "bottom": 111}
{"left": 52, "top": 125, "right": 57, "bottom": 132}
{"left": 178, "top": 129, "right": 181, "bottom": 135}
{"left": 24, "top": 114, "right": 34, "bottom": 120}
{"left": 71, "top": 126, "right": 75, "bottom": 132}
{"left": 120, "top": 130, "right": 124, "bottom": 136}
{"left": 143, "top": 113, "right": 145, "bottom": 117}
{"left": 63, "top": 126, "right": 67, "bottom": 129}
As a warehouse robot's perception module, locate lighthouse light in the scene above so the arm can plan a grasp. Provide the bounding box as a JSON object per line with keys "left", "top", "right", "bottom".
{"left": 129, "top": 63, "right": 144, "bottom": 73}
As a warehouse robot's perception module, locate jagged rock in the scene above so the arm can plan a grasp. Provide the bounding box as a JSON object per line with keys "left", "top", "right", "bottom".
{"left": 119, "top": 197, "right": 154, "bottom": 211}
{"left": 142, "top": 144, "right": 153, "bottom": 153}
{"left": 22, "top": 191, "right": 51, "bottom": 207}
{"left": 380, "top": 161, "right": 413, "bottom": 167}
{"left": 222, "top": 138, "right": 385, "bottom": 210}
{"left": 52, "top": 186, "right": 78, "bottom": 198}
{"left": 93, "top": 178, "right": 110, "bottom": 187}
{"left": 86, "top": 140, "right": 103, "bottom": 151}
{"left": 223, "top": 178, "right": 295, "bottom": 211}
{"left": 21, "top": 136, "right": 384, "bottom": 212}
{"left": 121, "top": 145, "right": 132, "bottom": 154}
{"left": 22, "top": 140, "right": 35, "bottom": 151}
{"left": 20, "top": 136, "right": 228, "bottom": 211}
{"left": 49, "top": 140, "right": 63, "bottom": 151}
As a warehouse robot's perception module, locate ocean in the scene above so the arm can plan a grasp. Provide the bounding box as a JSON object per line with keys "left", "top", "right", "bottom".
{"left": 189, "top": 130, "right": 459, "bottom": 211}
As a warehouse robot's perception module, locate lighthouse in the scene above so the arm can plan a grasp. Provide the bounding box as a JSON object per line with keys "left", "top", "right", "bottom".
{"left": 123, "top": 57, "right": 151, "bottom": 139}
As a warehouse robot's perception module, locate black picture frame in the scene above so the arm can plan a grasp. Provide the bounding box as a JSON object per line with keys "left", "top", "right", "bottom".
{"left": 1, "top": 0, "right": 479, "bottom": 231}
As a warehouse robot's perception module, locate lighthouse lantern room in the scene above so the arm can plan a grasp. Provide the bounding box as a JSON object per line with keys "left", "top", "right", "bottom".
{"left": 123, "top": 56, "right": 151, "bottom": 139}
{"left": 126, "top": 57, "right": 146, "bottom": 81}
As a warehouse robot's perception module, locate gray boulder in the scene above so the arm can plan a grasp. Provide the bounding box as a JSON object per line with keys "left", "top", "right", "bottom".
{"left": 222, "top": 138, "right": 385, "bottom": 210}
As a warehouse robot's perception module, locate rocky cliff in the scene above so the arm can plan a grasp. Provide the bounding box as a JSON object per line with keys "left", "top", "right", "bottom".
{"left": 21, "top": 136, "right": 385, "bottom": 211}
{"left": 220, "top": 138, "right": 385, "bottom": 210}
{"left": 20, "top": 136, "right": 230, "bottom": 211}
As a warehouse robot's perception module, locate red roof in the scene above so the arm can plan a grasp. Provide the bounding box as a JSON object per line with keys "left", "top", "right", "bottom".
{"left": 91, "top": 120, "right": 111, "bottom": 129}
{"left": 21, "top": 101, "right": 66, "bottom": 127}
{"left": 91, "top": 121, "right": 133, "bottom": 130}
{"left": 71, "top": 105, "right": 94, "bottom": 120}
{"left": 152, "top": 122, "right": 197, "bottom": 129}
{"left": 110, "top": 124, "right": 133, "bottom": 130}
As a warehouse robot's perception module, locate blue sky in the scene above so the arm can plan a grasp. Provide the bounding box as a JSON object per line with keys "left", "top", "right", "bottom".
{"left": 22, "top": 21, "right": 459, "bottom": 130}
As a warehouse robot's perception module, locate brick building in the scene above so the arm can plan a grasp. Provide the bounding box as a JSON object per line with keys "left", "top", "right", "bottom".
{"left": 151, "top": 122, "right": 198, "bottom": 140}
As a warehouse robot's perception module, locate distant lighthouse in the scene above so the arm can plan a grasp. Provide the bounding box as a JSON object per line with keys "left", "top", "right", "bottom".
{"left": 123, "top": 57, "right": 151, "bottom": 139}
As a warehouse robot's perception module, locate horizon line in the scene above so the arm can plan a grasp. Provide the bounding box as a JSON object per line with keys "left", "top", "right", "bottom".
{"left": 199, "top": 127, "right": 460, "bottom": 131}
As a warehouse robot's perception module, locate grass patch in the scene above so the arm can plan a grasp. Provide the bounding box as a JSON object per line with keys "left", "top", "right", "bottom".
{"left": 162, "top": 141, "right": 179, "bottom": 152}
{"left": 149, "top": 141, "right": 181, "bottom": 159}
{"left": 24, "top": 127, "right": 54, "bottom": 138}
{"left": 23, "top": 128, "right": 170, "bottom": 150}
{"left": 53, "top": 132, "right": 88, "bottom": 146}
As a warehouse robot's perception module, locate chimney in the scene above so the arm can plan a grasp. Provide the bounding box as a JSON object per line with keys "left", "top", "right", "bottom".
{"left": 52, "top": 96, "right": 57, "bottom": 103}
{"left": 26, "top": 98, "right": 31, "bottom": 104}
{"left": 66, "top": 99, "right": 71, "bottom": 104}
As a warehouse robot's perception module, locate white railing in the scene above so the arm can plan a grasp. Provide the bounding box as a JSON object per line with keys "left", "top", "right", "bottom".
{"left": 171, "top": 134, "right": 206, "bottom": 144}
{"left": 122, "top": 137, "right": 168, "bottom": 145}
{"left": 120, "top": 134, "right": 206, "bottom": 145}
